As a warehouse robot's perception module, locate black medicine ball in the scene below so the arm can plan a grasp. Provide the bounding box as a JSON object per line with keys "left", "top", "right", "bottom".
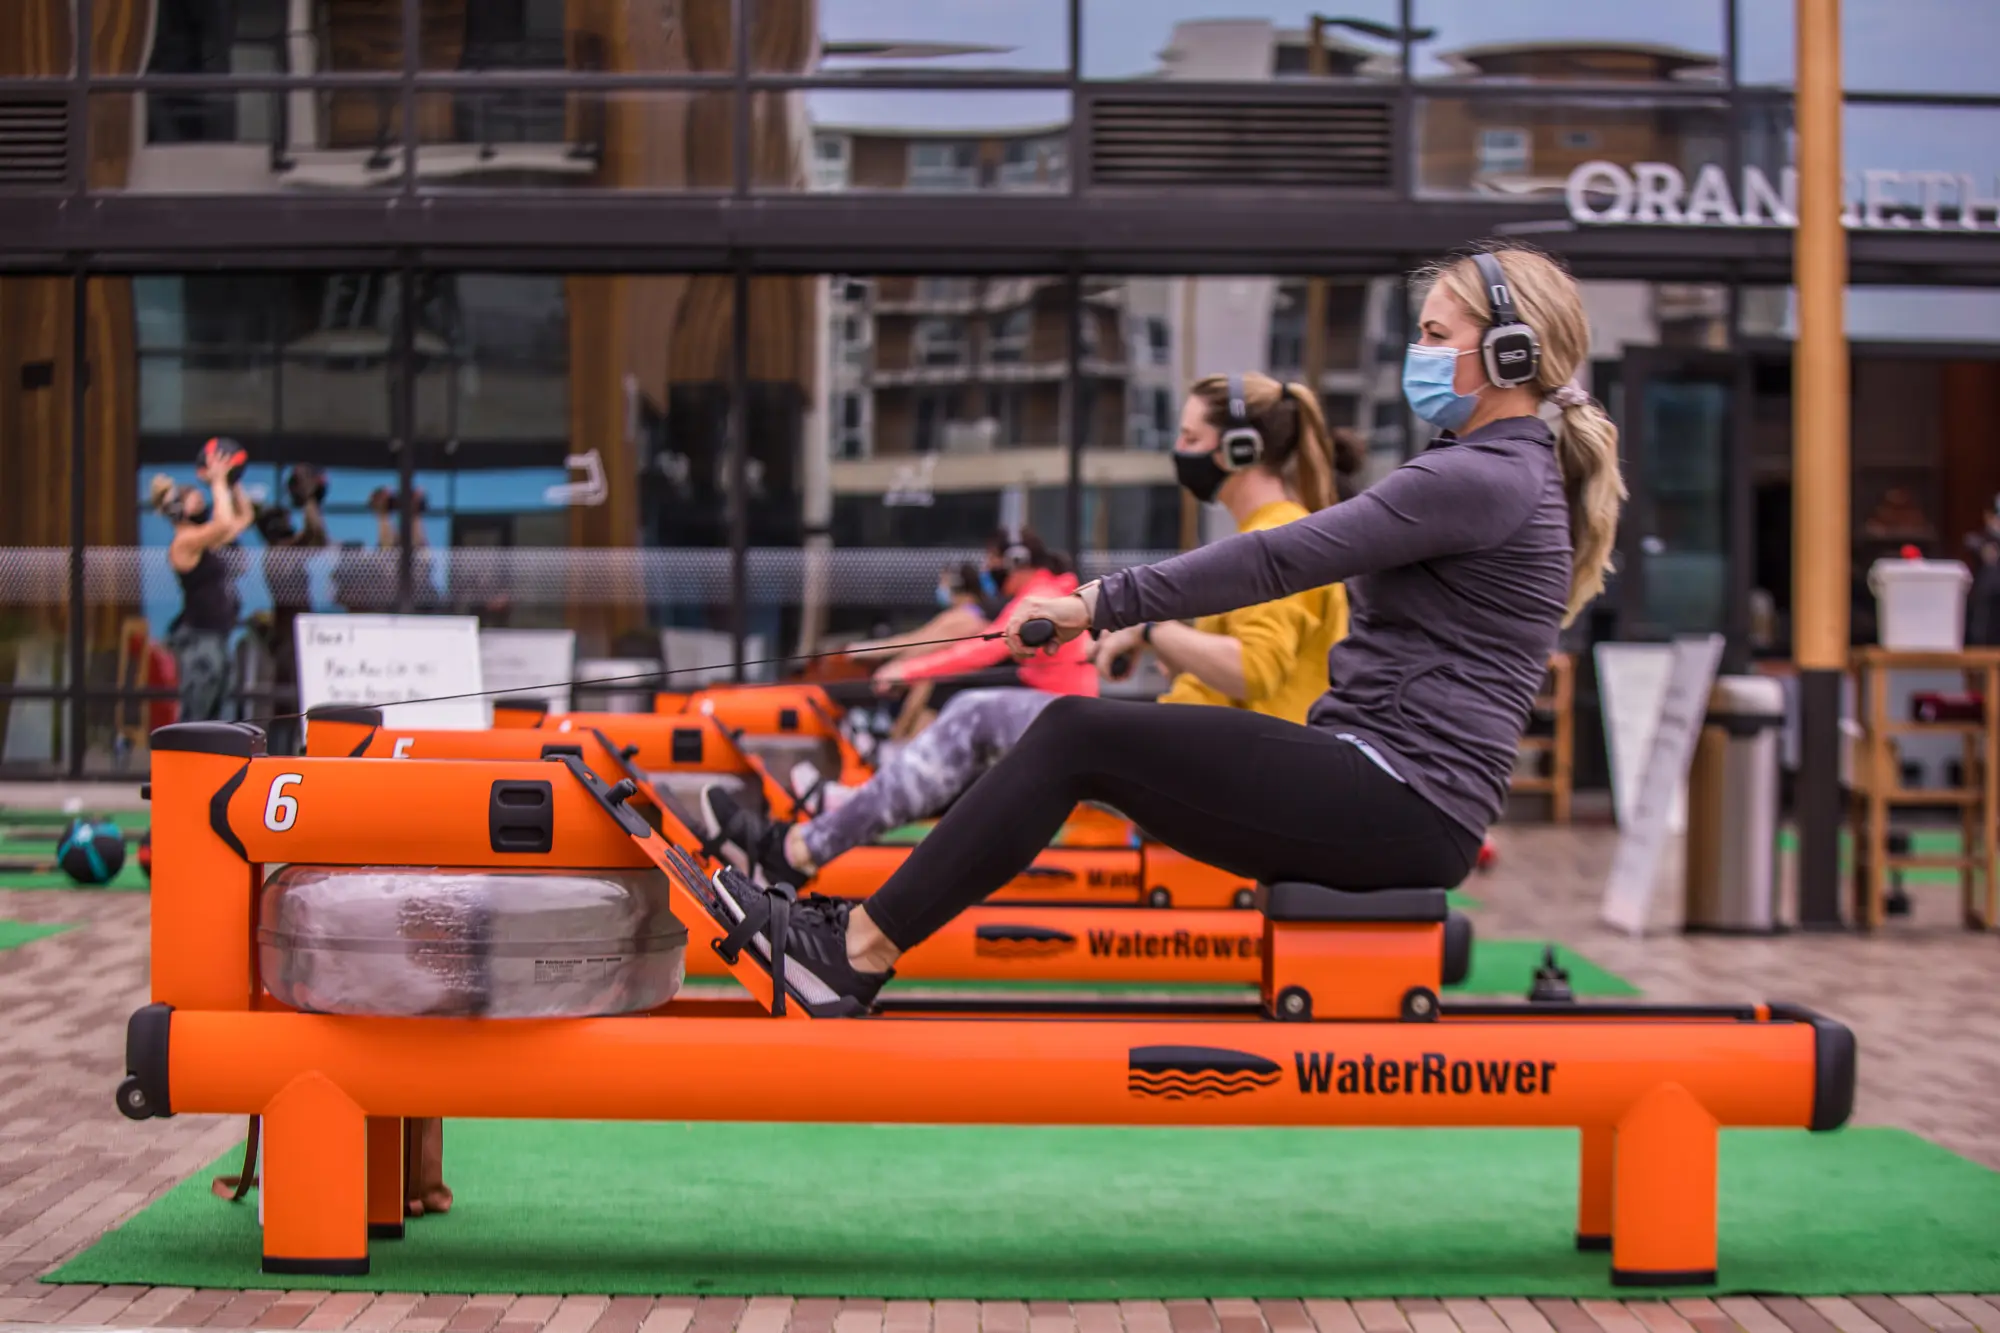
{"left": 57, "top": 819, "right": 126, "bottom": 886}
{"left": 138, "top": 831, "right": 152, "bottom": 879}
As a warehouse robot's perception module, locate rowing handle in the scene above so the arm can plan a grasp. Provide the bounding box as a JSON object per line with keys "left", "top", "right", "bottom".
{"left": 1019, "top": 618, "right": 1057, "bottom": 648}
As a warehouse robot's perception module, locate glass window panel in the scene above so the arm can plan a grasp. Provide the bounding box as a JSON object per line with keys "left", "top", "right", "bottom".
{"left": 412, "top": 273, "right": 571, "bottom": 444}
{"left": 1740, "top": 104, "right": 2000, "bottom": 230}
{"left": 421, "top": 0, "right": 734, "bottom": 73}
{"left": 773, "top": 91, "right": 1071, "bottom": 192}
{"left": 768, "top": 0, "right": 1064, "bottom": 76}
{"left": 413, "top": 89, "right": 735, "bottom": 191}
{"left": 1739, "top": 285, "right": 2000, "bottom": 344}
{"left": 1082, "top": 1, "right": 1401, "bottom": 80}
{"left": 747, "top": 274, "right": 1070, "bottom": 656}
{"left": 86, "top": 91, "right": 402, "bottom": 193}
{"left": 1412, "top": 0, "right": 1724, "bottom": 84}
{"left": 1738, "top": 0, "right": 2000, "bottom": 94}
{"left": 0, "top": 276, "right": 72, "bottom": 775}
{"left": 90, "top": 0, "right": 403, "bottom": 76}
{"left": 1416, "top": 96, "right": 1731, "bottom": 201}
{"left": 0, "top": 3, "right": 75, "bottom": 76}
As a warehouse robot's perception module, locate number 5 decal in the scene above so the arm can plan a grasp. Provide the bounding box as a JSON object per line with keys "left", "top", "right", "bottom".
{"left": 265, "top": 774, "right": 303, "bottom": 832}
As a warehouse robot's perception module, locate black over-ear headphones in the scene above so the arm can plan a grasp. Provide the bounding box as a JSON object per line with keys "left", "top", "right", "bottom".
{"left": 1217, "top": 373, "right": 1265, "bottom": 472}
{"left": 999, "top": 523, "right": 1032, "bottom": 570}
{"left": 1471, "top": 251, "right": 1541, "bottom": 389}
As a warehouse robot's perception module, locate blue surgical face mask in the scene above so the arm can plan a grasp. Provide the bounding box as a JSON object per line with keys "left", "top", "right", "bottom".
{"left": 936, "top": 584, "right": 956, "bottom": 609}
{"left": 1402, "top": 344, "right": 1482, "bottom": 432}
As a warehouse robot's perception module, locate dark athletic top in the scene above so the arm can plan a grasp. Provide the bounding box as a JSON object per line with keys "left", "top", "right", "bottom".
{"left": 177, "top": 546, "right": 239, "bottom": 635}
{"left": 1093, "top": 415, "right": 1573, "bottom": 840}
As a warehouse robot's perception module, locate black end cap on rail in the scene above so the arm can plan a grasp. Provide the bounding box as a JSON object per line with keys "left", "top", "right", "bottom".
{"left": 1769, "top": 1002, "right": 1856, "bottom": 1131}
{"left": 305, "top": 704, "right": 384, "bottom": 728}
{"left": 1442, "top": 911, "right": 1473, "bottom": 987}
{"left": 117, "top": 1003, "right": 174, "bottom": 1121}
{"left": 149, "top": 722, "right": 267, "bottom": 758}
{"left": 494, "top": 698, "right": 550, "bottom": 716}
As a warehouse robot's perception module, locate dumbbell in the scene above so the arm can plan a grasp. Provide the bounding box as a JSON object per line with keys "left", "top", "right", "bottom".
{"left": 199, "top": 437, "right": 248, "bottom": 486}
{"left": 285, "top": 465, "right": 328, "bottom": 508}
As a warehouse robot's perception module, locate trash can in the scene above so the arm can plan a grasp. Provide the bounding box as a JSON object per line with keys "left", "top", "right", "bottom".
{"left": 1684, "top": 675, "right": 1787, "bottom": 933}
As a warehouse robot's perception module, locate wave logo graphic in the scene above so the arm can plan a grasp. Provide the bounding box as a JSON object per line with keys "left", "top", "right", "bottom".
{"left": 973, "top": 924, "right": 1078, "bottom": 959}
{"left": 1127, "top": 1045, "right": 1282, "bottom": 1100}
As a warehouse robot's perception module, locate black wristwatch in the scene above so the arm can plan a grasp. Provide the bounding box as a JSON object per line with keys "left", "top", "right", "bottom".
{"left": 1141, "top": 622, "right": 1156, "bottom": 645}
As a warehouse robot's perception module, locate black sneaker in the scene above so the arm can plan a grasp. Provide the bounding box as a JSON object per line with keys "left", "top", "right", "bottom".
{"left": 699, "top": 784, "right": 801, "bottom": 887}
{"left": 708, "top": 867, "right": 890, "bottom": 1016}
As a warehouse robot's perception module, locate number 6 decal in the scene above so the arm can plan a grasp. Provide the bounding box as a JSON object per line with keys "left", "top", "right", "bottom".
{"left": 265, "top": 773, "right": 303, "bottom": 832}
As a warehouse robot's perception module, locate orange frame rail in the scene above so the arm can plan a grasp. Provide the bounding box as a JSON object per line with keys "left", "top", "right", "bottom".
{"left": 137, "top": 721, "right": 1855, "bottom": 1291}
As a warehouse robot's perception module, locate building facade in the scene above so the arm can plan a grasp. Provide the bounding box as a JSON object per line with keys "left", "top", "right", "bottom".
{"left": 2, "top": 0, "right": 1999, "bottom": 780}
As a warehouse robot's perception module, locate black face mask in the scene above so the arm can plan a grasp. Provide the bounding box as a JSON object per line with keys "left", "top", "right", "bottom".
{"left": 1174, "top": 448, "right": 1229, "bottom": 505}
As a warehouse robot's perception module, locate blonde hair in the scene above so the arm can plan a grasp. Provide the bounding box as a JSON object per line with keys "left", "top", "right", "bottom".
{"left": 1188, "top": 371, "right": 1359, "bottom": 513}
{"left": 1424, "top": 243, "right": 1626, "bottom": 625}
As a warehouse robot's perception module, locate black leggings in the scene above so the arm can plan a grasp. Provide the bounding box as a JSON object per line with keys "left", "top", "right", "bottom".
{"left": 862, "top": 696, "right": 1484, "bottom": 951}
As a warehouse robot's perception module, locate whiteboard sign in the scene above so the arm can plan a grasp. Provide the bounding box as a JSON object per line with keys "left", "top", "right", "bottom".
{"left": 1595, "top": 642, "right": 1686, "bottom": 832}
{"left": 478, "top": 629, "right": 577, "bottom": 719}
{"left": 661, "top": 629, "right": 769, "bottom": 687}
{"left": 1601, "top": 634, "right": 1727, "bottom": 936}
{"left": 294, "top": 614, "right": 487, "bottom": 731}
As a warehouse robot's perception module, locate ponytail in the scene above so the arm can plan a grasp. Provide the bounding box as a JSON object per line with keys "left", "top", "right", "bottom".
{"left": 1552, "top": 394, "right": 1626, "bottom": 623}
{"left": 1280, "top": 382, "right": 1338, "bottom": 513}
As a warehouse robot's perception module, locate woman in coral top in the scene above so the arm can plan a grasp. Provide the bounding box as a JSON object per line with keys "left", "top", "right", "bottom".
{"left": 701, "top": 527, "right": 1094, "bottom": 883}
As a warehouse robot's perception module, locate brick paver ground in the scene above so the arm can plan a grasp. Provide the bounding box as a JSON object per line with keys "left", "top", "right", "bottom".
{"left": 0, "top": 818, "right": 1994, "bottom": 1329}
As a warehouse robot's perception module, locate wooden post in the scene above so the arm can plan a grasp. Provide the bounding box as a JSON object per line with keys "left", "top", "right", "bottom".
{"left": 1792, "top": 0, "right": 1849, "bottom": 929}
{"left": 1303, "top": 17, "right": 1329, "bottom": 444}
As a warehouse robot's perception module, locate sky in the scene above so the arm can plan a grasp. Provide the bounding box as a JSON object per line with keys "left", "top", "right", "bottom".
{"left": 801, "top": 0, "right": 2000, "bottom": 171}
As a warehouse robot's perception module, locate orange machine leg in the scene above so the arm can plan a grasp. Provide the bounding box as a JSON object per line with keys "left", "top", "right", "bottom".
{"left": 366, "top": 1117, "right": 406, "bottom": 1240}
{"left": 1576, "top": 1124, "right": 1613, "bottom": 1252}
{"left": 263, "top": 1072, "right": 369, "bottom": 1276}
{"left": 1610, "top": 1083, "right": 1718, "bottom": 1286}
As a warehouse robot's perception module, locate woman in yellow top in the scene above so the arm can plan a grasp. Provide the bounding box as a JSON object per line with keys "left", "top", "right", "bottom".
{"left": 1091, "top": 371, "right": 1357, "bottom": 721}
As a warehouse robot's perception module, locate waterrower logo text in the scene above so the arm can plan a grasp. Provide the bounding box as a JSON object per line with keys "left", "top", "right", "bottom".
{"left": 1088, "top": 929, "right": 1259, "bottom": 960}
{"left": 1295, "top": 1052, "right": 1557, "bottom": 1096}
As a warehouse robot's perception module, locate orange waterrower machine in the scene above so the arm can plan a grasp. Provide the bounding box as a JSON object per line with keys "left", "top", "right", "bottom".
{"left": 300, "top": 707, "right": 1337, "bottom": 991}
{"left": 125, "top": 719, "right": 1853, "bottom": 1290}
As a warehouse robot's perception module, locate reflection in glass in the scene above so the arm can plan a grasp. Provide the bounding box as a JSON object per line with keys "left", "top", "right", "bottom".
{"left": 419, "top": 0, "right": 737, "bottom": 73}
{"left": 0, "top": 2, "right": 75, "bottom": 77}
{"left": 1743, "top": 103, "right": 2000, "bottom": 232}
{"left": 773, "top": 0, "right": 1064, "bottom": 75}
{"left": 415, "top": 91, "right": 734, "bottom": 191}
{"left": 779, "top": 92, "right": 1071, "bottom": 194}
{"left": 91, "top": 91, "right": 404, "bottom": 192}
{"left": 0, "top": 275, "right": 73, "bottom": 772}
{"left": 1737, "top": 0, "right": 2000, "bottom": 94}
{"left": 1417, "top": 97, "right": 1730, "bottom": 201}
{"left": 1082, "top": 2, "right": 1403, "bottom": 80}
{"left": 411, "top": 275, "right": 571, "bottom": 444}
{"left": 1412, "top": 1, "right": 1723, "bottom": 82}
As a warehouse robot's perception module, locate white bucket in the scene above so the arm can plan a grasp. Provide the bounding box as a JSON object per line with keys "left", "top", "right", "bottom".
{"left": 1867, "top": 557, "right": 1971, "bottom": 650}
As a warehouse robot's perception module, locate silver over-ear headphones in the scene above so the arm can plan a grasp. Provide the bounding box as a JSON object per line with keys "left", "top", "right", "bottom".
{"left": 1217, "top": 373, "right": 1265, "bottom": 471}
{"left": 1000, "top": 522, "right": 1031, "bottom": 569}
{"left": 1471, "top": 251, "right": 1541, "bottom": 389}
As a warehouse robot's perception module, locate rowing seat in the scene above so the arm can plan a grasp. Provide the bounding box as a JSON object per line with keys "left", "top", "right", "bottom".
{"left": 1253, "top": 883, "right": 1473, "bottom": 1023}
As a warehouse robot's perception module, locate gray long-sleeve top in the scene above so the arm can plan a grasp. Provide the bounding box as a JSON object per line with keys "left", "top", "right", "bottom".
{"left": 1093, "top": 416, "right": 1574, "bottom": 841}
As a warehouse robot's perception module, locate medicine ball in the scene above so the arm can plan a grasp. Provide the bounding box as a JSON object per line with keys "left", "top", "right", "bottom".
{"left": 57, "top": 819, "right": 126, "bottom": 886}
{"left": 198, "top": 437, "right": 249, "bottom": 486}
{"left": 138, "top": 832, "right": 152, "bottom": 879}
{"left": 285, "top": 464, "right": 328, "bottom": 508}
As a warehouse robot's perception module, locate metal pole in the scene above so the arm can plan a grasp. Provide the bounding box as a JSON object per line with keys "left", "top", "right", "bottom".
{"left": 729, "top": 264, "right": 750, "bottom": 681}
{"left": 1792, "top": 0, "right": 1848, "bottom": 930}
{"left": 68, "top": 269, "right": 88, "bottom": 778}
{"left": 396, "top": 268, "right": 416, "bottom": 612}
{"left": 1065, "top": 268, "right": 1084, "bottom": 562}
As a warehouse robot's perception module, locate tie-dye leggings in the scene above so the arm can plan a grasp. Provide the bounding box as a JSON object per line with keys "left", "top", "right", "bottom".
{"left": 800, "top": 687, "right": 1058, "bottom": 867}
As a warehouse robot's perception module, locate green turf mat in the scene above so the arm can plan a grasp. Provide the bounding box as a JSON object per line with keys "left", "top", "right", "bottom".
{"left": 1776, "top": 826, "right": 1973, "bottom": 886}
{"left": 676, "top": 940, "right": 1630, "bottom": 1002}
{"left": 51, "top": 1123, "right": 2000, "bottom": 1298}
{"left": 0, "top": 920, "right": 77, "bottom": 950}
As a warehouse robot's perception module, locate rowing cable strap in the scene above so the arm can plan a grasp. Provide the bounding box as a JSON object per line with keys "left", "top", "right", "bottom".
{"left": 716, "top": 880, "right": 796, "bottom": 1017}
